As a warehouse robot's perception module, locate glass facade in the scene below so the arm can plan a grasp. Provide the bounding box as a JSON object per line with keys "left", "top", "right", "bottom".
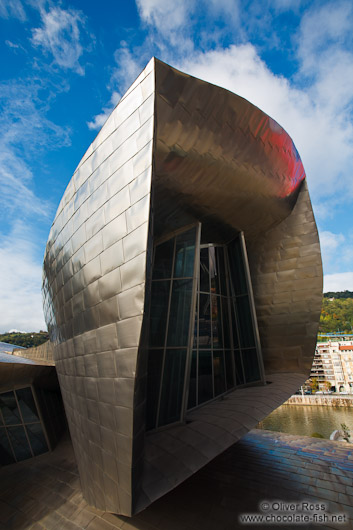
{"left": 146, "top": 227, "right": 197, "bottom": 430}
{"left": 146, "top": 227, "right": 263, "bottom": 430}
{"left": 188, "top": 237, "right": 262, "bottom": 411}
{"left": 0, "top": 387, "right": 49, "bottom": 465}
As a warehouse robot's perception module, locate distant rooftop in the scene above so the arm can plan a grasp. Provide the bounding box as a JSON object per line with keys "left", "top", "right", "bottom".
{"left": 0, "top": 342, "right": 36, "bottom": 364}
{"left": 0, "top": 341, "right": 25, "bottom": 353}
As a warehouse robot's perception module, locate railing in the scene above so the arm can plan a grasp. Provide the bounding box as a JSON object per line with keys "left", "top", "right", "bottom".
{"left": 285, "top": 395, "right": 353, "bottom": 407}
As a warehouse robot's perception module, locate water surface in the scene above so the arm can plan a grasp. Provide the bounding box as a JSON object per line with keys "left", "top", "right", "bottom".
{"left": 258, "top": 404, "right": 353, "bottom": 439}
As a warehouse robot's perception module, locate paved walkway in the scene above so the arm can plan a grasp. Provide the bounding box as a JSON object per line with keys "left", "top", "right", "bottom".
{"left": 0, "top": 429, "right": 352, "bottom": 530}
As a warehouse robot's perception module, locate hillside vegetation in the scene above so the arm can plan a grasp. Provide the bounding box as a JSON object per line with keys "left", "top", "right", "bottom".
{"left": 320, "top": 293, "right": 353, "bottom": 334}
{"left": 0, "top": 331, "right": 49, "bottom": 348}
{"left": 324, "top": 290, "right": 353, "bottom": 299}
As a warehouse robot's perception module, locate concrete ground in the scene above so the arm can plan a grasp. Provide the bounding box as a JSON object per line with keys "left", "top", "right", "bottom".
{"left": 0, "top": 429, "right": 352, "bottom": 530}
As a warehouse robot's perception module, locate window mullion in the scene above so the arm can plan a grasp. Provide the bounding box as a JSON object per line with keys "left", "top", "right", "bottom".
{"left": 181, "top": 222, "right": 201, "bottom": 421}
{"left": 239, "top": 232, "right": 266, "bottom": 384}
{"left": 223, "top": 248, "right": 236, "bottom": 388}
{"left": 155, "top": 238, "right": 176, "bottom": 428}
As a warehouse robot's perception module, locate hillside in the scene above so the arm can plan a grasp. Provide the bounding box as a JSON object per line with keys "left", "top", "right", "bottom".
{"left": 323, "top": 290, "right": 353, "bottom": 299}
{"left": 0, "top": 331, "right": 49, "bottom": 349}
{"left": 319, "top": 295, "right": 353, "bottom": 334}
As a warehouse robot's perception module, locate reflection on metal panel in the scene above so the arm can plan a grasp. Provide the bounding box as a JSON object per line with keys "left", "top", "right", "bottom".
{"left": 42, "top": 58, "right": 322, "bottom": 516}
{"left": 247, "top": 180, "right": 322, "bottom": 375}
{"left": 43, "top": 59, "right": 154, "bottom": 515}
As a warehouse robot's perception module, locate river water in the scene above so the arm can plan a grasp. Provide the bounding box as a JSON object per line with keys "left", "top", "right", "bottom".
{"left": 257, "top": 404, "right": 353, "bottom": 439}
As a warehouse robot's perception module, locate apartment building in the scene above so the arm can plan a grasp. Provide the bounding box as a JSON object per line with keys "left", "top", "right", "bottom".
{"left": 311, "top": 341, "right": 353, "bottom": 392}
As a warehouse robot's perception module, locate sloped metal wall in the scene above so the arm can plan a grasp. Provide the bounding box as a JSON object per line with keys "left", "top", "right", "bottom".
{"left": 247, "top": 179, "right": 322, "bottom": 376}
{"left": 43, "top": 59, "right": 155, "bottom": 515}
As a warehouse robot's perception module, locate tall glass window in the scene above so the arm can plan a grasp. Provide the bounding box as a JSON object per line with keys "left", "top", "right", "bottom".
{"left": 146, "top": 226, "right": 198, "bottom": 430}
{"left": 187, "top": 236, "right": 263, "bottom": 410}
{"left": 0, "top": 387, "right": 49, "bottom": 465}
{"left": 146, "top": 228, "right": 263, "bottom": 430}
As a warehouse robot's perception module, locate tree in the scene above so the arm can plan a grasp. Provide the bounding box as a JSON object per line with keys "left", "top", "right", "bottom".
{"left": 319, "top": 297, "right": 353, "bottom": 334}
{"left": 324, "top": 381, "right": 332, "bottom": 392}
{"left": 310, "top": 378, "right": 319, "bottom": 392}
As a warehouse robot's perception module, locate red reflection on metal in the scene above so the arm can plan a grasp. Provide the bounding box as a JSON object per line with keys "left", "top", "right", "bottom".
{"left": 249, "top": 113, "right": 306, "bottom": 199}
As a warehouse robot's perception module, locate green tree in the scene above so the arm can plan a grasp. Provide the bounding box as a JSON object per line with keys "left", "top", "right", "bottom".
{"left": 319, "top": 297, "right": 353, "bottom": 334}
{"left": 310, "top": 378, "right": 319, "bottom": 392}
{"left": 324, "top": 381, "right": 332, "bottom": 392}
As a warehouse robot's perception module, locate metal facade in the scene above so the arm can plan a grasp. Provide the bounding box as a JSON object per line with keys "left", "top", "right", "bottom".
{"left": 42, "top": 58, "right": 322, "bottom": 516}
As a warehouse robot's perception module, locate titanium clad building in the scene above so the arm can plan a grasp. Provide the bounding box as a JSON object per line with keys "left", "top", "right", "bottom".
{"left": 42, "top": 58, "right": 323, "bottom": 516}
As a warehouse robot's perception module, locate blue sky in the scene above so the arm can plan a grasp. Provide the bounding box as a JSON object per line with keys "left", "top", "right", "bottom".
{"left": 1, "top": 0, "right": 353, "bottom": 332}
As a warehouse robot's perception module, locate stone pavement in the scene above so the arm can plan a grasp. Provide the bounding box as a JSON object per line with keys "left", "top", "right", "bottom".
{"left": 0, "top": 429, "right": 352, "bottom": 530}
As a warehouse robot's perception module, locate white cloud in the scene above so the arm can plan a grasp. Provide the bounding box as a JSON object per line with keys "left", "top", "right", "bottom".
{"left": 137, "top": 0, "right": 241, "bottom": 30}
{"left": 271, "top": 0, "right": 302, "bottom": 11}
{"left": 0, "top": 0, "right": 26, "bottom": 21}
{"left": 31, "top": 7, "right": 87, "bottom": 75}
{"left": 297, "top": 1, "right": 353, "bottom": 73}
{"left": 297, "top": 2, "right": 353, "bottom": 112}
{"left": 0, "top": 76, "right": 70, "bottom": 331}
{"left": 87, "top": 91, "right": 121, "bottom": 131}
{"left": 324, "top": 273, "right": 353, "bottom": 293}
{"left": 0, "top": 77, "right": 70, "bottom": 218}
{"left": 208, "top": 0, "right": 240, "bottom": 15}
{"left": 319, "top": 231, "right": 345, "bottom": 274}
{"left": 136, "top": 0, "right": 241, "bottom": 50}
{"left": 0, "top": 4, "right": 83, "bottom": 334}
{"left": 317, "top": 230, "right": 353, "bottom": 279}
{"left": 136, "top": 0, "right": 193, "bottom": 32}
{"left": 320, "top": 231, "right": 345, "bottom": 253}
{"left": 5, "top": 40, "right": 24, "bottom": 51}
{"left": 0, "top": 221, "right": 46, "bottom": 333}
{"left": 112, "top": 45, "right": 144, "bottom": 91}
{"left": 87, "top": 110, "right": 110, "bottom": 131}
{"left": 88, "top": 46, "right": 143, "bottom": 131}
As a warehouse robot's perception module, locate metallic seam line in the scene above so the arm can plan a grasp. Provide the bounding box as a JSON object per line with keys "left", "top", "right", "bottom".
{"left": 0, "top": 395, "right": 17, "bottom": 462}
{"left": 13, "top": 388, "right": 34, "bottom": 458}
{"left": 226, "top": 243, "right": 246, "bottom": 383}
{"left": 240, "top": 231, "right": 266, "bottom": 385}
{"left": 224, "top": 243, "right": 238, "bottom": 388}
{"left": 31, "top": 385, "right": 52, "bottom": 452}
{"left": 209, "top": 248, "right": 215, "bottom": 399}
{"left": 181, "top": 221, "right": 201, "bottom": 421}
{"left": 154, "top": 236, "right": 177, "bottom": 429}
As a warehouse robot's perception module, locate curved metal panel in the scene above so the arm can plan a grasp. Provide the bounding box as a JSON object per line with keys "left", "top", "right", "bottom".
{"left": 153, "top": 59, "right": 305, "bottom": 242}
{"left": 247, "top": 179, "right": 322, "bottom": 376}
{"left": 43, "top": 59, "right": 155, "bottom": 515}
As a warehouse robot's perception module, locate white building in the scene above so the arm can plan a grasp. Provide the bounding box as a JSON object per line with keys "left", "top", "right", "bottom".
{"left": 311, "top": 341, "right": 353, "bottom": 393}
